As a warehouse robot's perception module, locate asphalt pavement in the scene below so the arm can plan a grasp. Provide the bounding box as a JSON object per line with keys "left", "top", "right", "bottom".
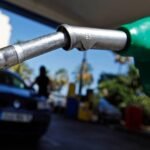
{"left": 0, "top": 114, "right": 150, "bottom": 150}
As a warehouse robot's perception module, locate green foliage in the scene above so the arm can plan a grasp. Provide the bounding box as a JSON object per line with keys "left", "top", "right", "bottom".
{"left": 126, "top": 96, "right": 150, "bottom": 115}
{"left": 97, "top": 64, "right": 150, "bottom": 114}
{"left": 98, "top": 65, "right": 143, "bottom": 105}
{"left": 100, "top": 78, "right": 133, "bottom": 100}
{"left": 10, "top": 63, "right": 33, "bottom": 80}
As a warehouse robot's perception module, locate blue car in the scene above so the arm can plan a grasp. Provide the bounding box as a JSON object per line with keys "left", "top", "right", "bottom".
{"left": 98, "top": 98, "right": 121, "bottom": 124}
{"left": 0, "top": 70, "right": 51, "bottom": 140}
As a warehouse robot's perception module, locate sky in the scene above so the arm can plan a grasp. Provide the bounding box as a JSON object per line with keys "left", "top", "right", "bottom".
{"left": 0, "top": 8, "right": 129, "bottom": 94}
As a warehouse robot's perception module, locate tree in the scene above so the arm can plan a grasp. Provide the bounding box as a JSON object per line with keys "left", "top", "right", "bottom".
{"left": 97, "top": 62, "right": 150, "bottom": 124}
{"left": 97, "top": 64, "right": 143, "bottom": 106}
{"left": 74, "top": 61, "right": 93, "bottom": 87}
{"left": 10, "top": 63, "right": 33, "bottom": 81}
{"left": 115, "top": 54, "right": 130, "bottom": 73}
{"left": 52, "top": 69, "right": 69, "bottom": 92}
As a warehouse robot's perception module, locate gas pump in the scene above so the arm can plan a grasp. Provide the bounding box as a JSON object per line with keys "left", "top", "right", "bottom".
{"left": 0, "top": 17, "right": 149, "bottom": 95}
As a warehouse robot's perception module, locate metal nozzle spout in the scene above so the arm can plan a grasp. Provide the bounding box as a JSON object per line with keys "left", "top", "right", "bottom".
{"left": 58, "top": 24, "right": 127, "bottom": 51}
{"left": 0, "top": 24, "right": 127, "bottom": 69}
{"left": 0, "top": 32, "right": 67, "bottom": 68}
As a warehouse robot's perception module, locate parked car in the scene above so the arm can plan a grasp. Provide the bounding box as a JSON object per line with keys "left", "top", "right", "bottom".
{"left": 98, "top": 98, "right": 121, "bottom": 124}
{"left": 0, "top": 69, "right": 51, "bottom": 140}
{"left": 48, "top": 92, "right": 66, "bottom": 113}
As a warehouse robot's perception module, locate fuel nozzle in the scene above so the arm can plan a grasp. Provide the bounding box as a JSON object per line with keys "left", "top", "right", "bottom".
{"left": 0, "top": 25, "right": 127, "bottom": 69}
{"left": 0, "top": 17, "right": 150, "bottom": 95}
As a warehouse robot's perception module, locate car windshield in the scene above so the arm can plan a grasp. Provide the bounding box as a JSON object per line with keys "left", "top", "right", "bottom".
{"left": 0, "top": 71, "right": 26, "bottom": 89}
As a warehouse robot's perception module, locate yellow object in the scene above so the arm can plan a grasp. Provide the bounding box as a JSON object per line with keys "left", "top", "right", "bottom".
{"left": 78, "top": 102, "right": 92, "bottom": 122}
{"left": 67, "top": 83, "right": 76, "bottom": 97}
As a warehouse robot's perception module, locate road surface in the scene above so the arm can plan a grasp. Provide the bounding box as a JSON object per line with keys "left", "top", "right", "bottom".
{"left": 0, "top": 114, "right": 149, "bottom": 150}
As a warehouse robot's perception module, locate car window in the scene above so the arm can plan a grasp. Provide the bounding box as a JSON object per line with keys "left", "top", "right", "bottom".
{"left": 12, "top": 77, "right": 26, "bottom": 89}
{"left": 0, "top": 71, "right": 26, "bottom": 89}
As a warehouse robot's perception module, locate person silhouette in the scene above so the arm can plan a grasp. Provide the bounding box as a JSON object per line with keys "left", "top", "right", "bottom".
{"left": 32, "top": 66, "right": 51, "bottom": 98}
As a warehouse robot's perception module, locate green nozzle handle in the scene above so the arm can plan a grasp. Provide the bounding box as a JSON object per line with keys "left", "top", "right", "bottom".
{"left": 118, "top": 17, "right": 150, "bottom": 95}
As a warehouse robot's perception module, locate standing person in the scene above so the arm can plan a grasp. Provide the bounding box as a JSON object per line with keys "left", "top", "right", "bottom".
{"left": 32, "top": 66, "right": 52, "bottom": 98}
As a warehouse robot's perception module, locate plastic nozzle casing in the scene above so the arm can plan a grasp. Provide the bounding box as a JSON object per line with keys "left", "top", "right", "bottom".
{"left": 118, "top": 17, "right": 150, "bottom": 95}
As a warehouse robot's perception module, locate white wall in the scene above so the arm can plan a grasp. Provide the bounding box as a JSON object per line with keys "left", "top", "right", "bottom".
{"left": 0, "top": 11, "right": 11, "bottom": 48}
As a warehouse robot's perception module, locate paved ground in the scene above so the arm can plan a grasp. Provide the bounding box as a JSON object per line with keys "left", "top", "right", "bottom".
{"left": 0, "top": 114, "right": 150, "bottom": 150}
